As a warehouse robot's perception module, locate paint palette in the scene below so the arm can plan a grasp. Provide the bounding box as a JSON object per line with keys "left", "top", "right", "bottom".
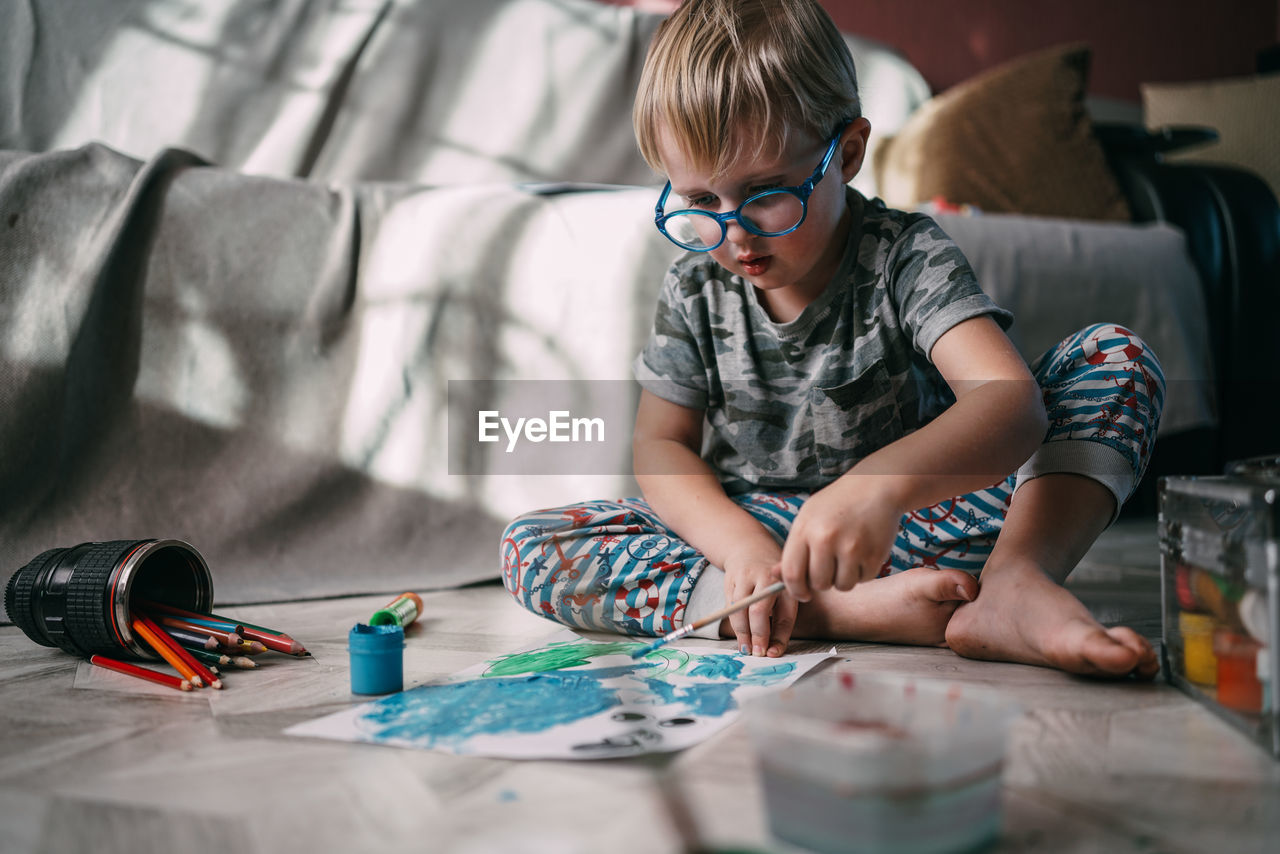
{"left": 743, "top": 667, "right": 1022, "bottom": 854}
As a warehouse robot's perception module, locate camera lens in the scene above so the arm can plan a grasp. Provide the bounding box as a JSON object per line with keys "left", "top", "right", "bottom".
{"left": 4, "top": 540, "right": 213, "bottom": 658}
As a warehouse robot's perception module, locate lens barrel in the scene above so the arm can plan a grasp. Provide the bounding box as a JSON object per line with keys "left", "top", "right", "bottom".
{"left": 4, "top": 540, "right": 213, "bottom": 658}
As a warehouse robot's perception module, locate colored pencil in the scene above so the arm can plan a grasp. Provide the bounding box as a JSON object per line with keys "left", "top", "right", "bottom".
{"left": 149, "top": 612, "right": 234, "bottom": 632}
{"left": 134, "top": 612, "right": 223, "bottom": 689}
{"left": 223, "top": 637, "right": 267, "bottom": 655}
{"left": 181, "top": 647, "right": 234, "bottom": 676}
{"left": 201, "top": 637, "right": 267, "bottom": 656}
{"left": 155, "top": 613, "right": 251, "bottom": 646}
{"left": 138, "top": 599, "right": 308, "bottom": 655}
{"left": 167, "top": 623, "right": 265, "bottom": 656}
{"left": 162, "top": 625, "right": 222, "bottom": 651}
{"left": 138, "top": 598, "right": 267, "bottom": 632}
{"left": 155, "top": 616, "right": 242, "bottom": 648}
{"left": 630, "top": 581, "right": 788, "bottom": 658}
{"left": 235, "top": 625, "right": 307, "bottom": 656}
{"left": 90, "top": 654, "right": 193, "bottom": 692}
{"left": 173, "top": 615, "right": 304, "bottom": 656}
{"left": 152, "top": 615, "right": 268, "bottom": 654}
{"left": 186, "top": 647, "right": 231, "bottom": 669}
{"left": 131, "top": 616, "right": 204, "bottom": 687}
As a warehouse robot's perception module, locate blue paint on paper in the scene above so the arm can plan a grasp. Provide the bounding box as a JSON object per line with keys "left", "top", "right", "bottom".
{"left": 358, "top": 672, "right": 619, "bottom": 747}
{"left": 642, "top": 677, "right": 679, "bottom": 704}
{"left": 689, "top": 654, "right": 744, "bottom": 680}
{"left": 347, "top": 638, "right": 810, "bottom": 754}
{"left": 676, "top": 682, "right": 737, "bottom": 716}
{"left": 739, "top": 662, "right": 797, "bottom": 685}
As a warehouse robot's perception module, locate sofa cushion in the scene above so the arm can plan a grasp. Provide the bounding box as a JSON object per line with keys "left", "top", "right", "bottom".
{"left": 1142, "top": 72, "right": 1280, "bottom": 200}
{"left": 873, "top": 44, "right": 1131, "bottom": 221}
{"left": 934, "top": 212, "right": 1215, "bottom": 437}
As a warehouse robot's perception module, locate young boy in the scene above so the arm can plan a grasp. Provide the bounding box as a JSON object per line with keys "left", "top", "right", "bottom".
{"left": 501, "top": 0, "right": 1164, "bottom": 678}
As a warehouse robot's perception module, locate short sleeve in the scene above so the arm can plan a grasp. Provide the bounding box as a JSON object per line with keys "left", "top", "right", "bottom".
{"left": 886, "top": 216, "right": 1014, "bottom": 360}
{"left": 632, "top": 267, "right": 710, "bottom": 410}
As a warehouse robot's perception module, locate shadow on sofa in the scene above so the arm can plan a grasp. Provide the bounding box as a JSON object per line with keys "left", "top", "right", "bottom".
{"left": 2, "top": 0, "right": 1275, "bottom": 602}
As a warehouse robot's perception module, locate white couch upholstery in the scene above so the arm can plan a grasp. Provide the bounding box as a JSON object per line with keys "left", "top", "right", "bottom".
{"left": 0, "top": 0, "right": 1213, "bottom": 604}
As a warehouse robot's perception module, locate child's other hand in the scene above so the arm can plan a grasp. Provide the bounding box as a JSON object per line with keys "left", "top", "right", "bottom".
{"left": 780, "top": 478, "right": 903, "bottom": 601}
{"left": 721, "top": 551, "right": 794, "bottom": 658}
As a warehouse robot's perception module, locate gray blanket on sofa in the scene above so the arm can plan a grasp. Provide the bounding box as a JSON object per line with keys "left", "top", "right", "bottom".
{"left": 0, "top": 143, "right": 581, "bottom": 604}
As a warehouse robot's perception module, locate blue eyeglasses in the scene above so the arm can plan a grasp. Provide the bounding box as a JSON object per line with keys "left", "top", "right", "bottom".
{"left": 654, "top": 122, "right": 850, "bottom": 252}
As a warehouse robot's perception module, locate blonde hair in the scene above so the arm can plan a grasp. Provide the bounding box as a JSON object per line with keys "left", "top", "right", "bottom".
{"left": 634, "top": 0, "right": 860, "bottom": 179}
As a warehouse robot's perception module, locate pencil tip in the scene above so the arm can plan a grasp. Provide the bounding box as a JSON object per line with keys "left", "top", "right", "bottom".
{"left": 212, "top": 680, "right": 224, "bottom": 690}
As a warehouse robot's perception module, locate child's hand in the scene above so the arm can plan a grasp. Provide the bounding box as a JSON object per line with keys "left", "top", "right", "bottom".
{"left": 780, "top": 478, "right": 904, "bottom": 601}
{"left": 721, "top": 550, "right": 795, "bottom": 658}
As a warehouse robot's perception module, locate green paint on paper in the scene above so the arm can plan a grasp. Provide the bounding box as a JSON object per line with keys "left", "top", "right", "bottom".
{"left": 484, "top": 639, "right": 640, "bottom": 676}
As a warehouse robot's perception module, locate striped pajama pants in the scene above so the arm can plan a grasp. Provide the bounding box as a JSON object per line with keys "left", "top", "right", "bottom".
{"left": 500, "top": 323, "right": 1165, "bottom": 636}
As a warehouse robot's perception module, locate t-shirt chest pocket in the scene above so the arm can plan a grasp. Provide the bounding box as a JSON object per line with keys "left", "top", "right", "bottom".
{"left": 807, "top": 361, "right": 904, "bottom": 477}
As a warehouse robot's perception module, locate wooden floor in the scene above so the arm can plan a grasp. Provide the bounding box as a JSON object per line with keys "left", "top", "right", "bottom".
{"left": 2, "top": 520, "right": 1278, "bottom": 854}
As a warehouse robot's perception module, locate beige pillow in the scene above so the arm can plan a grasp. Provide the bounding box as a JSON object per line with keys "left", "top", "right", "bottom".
{"left": 1143, "top": 73, "right": 1280, "bottom": 200}
{"left": 873, "top": 44, "right": 1131, "bottom": 221}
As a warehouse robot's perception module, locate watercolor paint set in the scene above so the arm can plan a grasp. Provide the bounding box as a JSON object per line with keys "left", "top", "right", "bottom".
{"left": 1159, "top": 459, "right": 1279, "bottom": 759}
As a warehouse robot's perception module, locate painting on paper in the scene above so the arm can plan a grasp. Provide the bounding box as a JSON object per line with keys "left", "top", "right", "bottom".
{"left": 286, "top": 630, "right": 834, "bottom": 759}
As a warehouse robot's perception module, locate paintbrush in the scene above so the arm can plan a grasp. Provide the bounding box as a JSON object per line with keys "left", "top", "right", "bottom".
{"left": 630, "top": 581, "right": 787, "bottom": 658}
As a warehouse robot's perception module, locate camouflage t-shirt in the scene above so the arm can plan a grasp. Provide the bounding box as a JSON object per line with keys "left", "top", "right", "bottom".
{"left": 633, "top": 187, "right": 1014, "bottom": 495}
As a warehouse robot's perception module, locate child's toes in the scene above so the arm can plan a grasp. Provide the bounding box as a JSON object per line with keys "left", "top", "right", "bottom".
{"left": 1080, "top": 626, "right": 1151, "bottom": 677}
{"left": 1104, "top": 626, "right": 1160, "bottom": 679}
{"left": 919, "top": 568, "right": 978, "bottom": 604}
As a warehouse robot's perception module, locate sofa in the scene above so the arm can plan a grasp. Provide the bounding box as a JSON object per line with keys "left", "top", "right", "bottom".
{"left": 2, "top": 0, "right": 1276, "bottom": 606}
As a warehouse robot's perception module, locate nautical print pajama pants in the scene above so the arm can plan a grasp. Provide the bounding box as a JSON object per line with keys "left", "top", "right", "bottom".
{"left": 500, "top": 323, "right": 1165, "bottom": 637}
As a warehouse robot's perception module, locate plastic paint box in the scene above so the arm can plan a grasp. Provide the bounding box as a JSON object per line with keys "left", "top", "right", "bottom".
{"left": 743, "top": 667, "right": 1022, "bottom": 854}
{"left": 1159, "top": 459, "right": 1280, "bottom": 759}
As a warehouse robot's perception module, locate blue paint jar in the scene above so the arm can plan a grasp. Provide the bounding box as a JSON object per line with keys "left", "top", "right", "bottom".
{"left": 348, "top": 623, "right": 404, "bottom": 694}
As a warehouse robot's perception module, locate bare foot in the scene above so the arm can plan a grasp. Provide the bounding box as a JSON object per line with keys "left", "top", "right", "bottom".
{"left": 788, "top": 567, "right": 979, "bottom": 647}
{"left": 945, "top": 562, "right": 1160, "bottom": 679}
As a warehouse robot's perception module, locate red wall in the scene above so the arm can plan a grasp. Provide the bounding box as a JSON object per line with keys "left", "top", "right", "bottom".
{"left": 820, "top": 0, "right": 1276, "bottom": 101}
{"left": 599, "top": 0, "right": 1278, "bottom": 101}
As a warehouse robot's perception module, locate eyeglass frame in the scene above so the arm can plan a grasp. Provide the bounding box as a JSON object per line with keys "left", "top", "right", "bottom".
{"left": 653, "top": 120, "right": 852, "bottom": 253}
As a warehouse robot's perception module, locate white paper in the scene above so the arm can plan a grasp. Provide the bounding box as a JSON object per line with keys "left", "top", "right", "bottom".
{"left": 286, "top": 631, "right": 835, "bottom": 759}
